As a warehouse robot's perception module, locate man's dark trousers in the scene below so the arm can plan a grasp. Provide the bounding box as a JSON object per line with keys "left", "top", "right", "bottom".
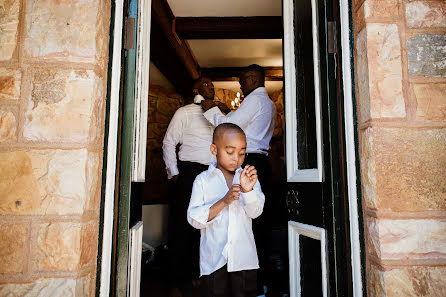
{"left": 168, "top": 161, "right": 208, "bottom": 288}
{"left": 242, "top": 153, "right": 272, "bottom": 295}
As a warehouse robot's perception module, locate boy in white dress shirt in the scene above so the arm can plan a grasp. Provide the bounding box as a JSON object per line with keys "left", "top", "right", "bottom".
{"left": 187, "top": 123, "right": 265, "bottom": 297}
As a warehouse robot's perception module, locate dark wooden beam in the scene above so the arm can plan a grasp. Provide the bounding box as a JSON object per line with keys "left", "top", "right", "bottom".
{"left": 151, "top": 0, "right": 200, "bottom": 80}
{"left": 150, "top": 18, "right": 194, "bottom": 97}
{"left": 201, "top": 67, "right": 283, "bottom": 82}
{"left": 174, "top": 17, "right": 283, "bottom": 39}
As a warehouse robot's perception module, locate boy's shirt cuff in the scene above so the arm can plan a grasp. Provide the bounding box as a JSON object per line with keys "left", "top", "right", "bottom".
{"left": 240, "top": 189, "right": 257, "bottom": 204}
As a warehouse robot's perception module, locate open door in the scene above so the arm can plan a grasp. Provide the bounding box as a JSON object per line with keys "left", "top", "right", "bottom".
{"left": 283, "top": 0, "right": 354, "bottom": 296}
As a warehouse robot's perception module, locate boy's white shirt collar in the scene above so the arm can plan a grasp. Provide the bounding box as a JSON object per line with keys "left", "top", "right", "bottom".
{"left": 207, "top": 162, "right": 243, "bottom": 176}
{"left": 194, "top": 94, "right": 205, "bottom": 103}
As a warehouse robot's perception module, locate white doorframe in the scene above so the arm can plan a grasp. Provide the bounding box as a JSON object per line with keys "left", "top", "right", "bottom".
{"left": 339, "top": 0, "right": 364, "bottom": 296}
{"left": 99, "top": 0, "right": 363, "bottom": 295}
{"left": 99, "top": 0, "right": 125, "bottom": 296}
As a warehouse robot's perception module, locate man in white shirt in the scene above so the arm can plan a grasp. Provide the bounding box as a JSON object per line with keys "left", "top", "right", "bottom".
{"left": 163, "top": 77, "right": 227, "bottom": 297}
{"left": 201, "top": 64, "right": 276, "bottom": 296}
{"left": 187, "top": 123, "right": 265, "bottom": 297}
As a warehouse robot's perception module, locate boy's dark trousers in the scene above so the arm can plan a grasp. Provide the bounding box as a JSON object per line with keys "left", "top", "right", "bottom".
{"left": 242, "top": 153, "right": 272, "bottom": 295}
{"left": 168, "top": 161, "right": 208, "bottom": 288}
{"left": 200, "top": 265, "right": 257, "bottom": 297}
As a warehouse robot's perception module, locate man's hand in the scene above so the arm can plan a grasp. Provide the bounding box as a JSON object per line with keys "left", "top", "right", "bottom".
{"left": 222, "top": 184, "right": 241, "bottom": 205}
{"left": 201, "top": 99, "right": 217, "bottom": 111}
{"left": 216, "top": 101, "right": 231, "bottom": 114}
{"left": 172, "top": 175, "right": 179, "bottom": 183}
{"left": 240, "top": 165, "right": 258, "bottom": 192}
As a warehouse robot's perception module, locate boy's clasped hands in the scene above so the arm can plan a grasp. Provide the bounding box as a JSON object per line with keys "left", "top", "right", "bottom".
{"left": 223, "top": 164, "right": 258, "bottom": 205}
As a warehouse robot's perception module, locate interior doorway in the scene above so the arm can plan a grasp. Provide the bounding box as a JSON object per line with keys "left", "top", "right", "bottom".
{"left": 131, "top": 1, "right": 289, "bottom": 296}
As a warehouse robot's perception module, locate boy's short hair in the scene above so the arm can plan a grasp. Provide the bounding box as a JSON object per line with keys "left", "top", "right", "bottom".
{"left": 213, "top": 123, "right": 245, "bottom": 143}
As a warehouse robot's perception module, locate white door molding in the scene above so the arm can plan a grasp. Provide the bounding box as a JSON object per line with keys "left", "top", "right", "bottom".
{"left": 288, "top": 221, "right": 329, "bottom": 297}
{"left": 99, "top": 0, "right": 125, "bottom": 296}
{"left": 339, "top": 0, "right": 364, "bottom": 296}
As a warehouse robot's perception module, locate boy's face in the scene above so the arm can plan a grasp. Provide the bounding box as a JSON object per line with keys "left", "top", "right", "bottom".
{"left": 211, "top": 130, "right": 247, "bottom": 173}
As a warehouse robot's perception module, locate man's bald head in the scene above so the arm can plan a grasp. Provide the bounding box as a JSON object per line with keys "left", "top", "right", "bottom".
{"left": 239, "top": 64, "right": 265, "bottom": 96}
{"left": 244, "top": 64, "right": 265, "bottom": 84}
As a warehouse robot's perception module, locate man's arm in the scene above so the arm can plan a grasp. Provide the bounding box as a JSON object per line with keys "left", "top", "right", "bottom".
{"left": 215, "top": 101, "right": 231, "bottom": 114}
{"left": 162, "top": 108, "right": 184, "bottom": 179}
{"left": 203, "top": 96, "right": 258, "bottom": 130}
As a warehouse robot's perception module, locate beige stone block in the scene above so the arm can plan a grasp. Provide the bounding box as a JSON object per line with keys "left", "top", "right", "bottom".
{"left": 0, "top": 224, "right": 27, "bottom": 273}
{"left": 0, "top": 151, "right": 41, "bottom": 215}
{"left": 0, "top": 110, "right": 16, "bottom": 142}
{"left": 24, "top": 0, "right": 107, "bottom": 64}
{"left": 360, "top": 127, "right": 446, "bottom": 211}
{"left": 0, "top": 149, "right": 95, "bottom": 215}
{"left": 364, "top": 0, "right": 399, "bottom": 19}
{"left": 37, "top": 221, "right": 96, "bottom": 271}
{"left": 367, "top": 218, "right": 446, "bottom": 261}
{"left": 369, "top": 265, "right": 446, "bottom": 297}
{"left": 360, "top": 128, "right": 377, "bottom": 209}
{"left": 0, "top": 0, "right": 20, "bottom": 61}
{"left": 0, "top": 277, "right": 90, "bottom": 297}
{"left": 86, "top": 152, "right": 100, "bottom": 212}
{"left": 356, "top": 24, "right": 405, "bottom": 122}
{"left": 406, "top": 1, "right": 446, "bottom": 28}
{"left": 23, "top": 69, "right": 103, "bottom": 142}
{"left": 413, "top": 84, "right": 446, "bottom": 121}
{"left": 80, "top": 222, "right": 98, "bottom": 267}
{"left": 368, "top": 264, "right": 386, "bottom": 297}
{"left": 356, "top": 28, "right": 372, "bottom": 122}
{"left": 0, "top": 68, "right": 21, "bottom": 100}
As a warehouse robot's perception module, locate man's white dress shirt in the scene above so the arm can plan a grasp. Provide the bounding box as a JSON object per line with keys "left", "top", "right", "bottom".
{"left": 187, "top": 163, "right": 265, "bottom": 276}
{"left": 203, "top": 87, "right": 276, "bottom": 155}
{"left": 162, "top": 95, "right": 215, "bottom": 179}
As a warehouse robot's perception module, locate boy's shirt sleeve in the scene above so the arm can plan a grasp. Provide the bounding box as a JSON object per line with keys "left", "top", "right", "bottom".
{"left": 187, "top": 174, "right": 221, "bottom": 229}
{"left": 239, "top": 180, "right": 265, "bottom": 219}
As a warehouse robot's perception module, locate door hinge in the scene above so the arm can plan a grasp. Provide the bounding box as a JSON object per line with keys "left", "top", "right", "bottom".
{"left": 124, "top": 17, "right": 135, "bottom": 50}
{"left": 327, "top": 21, "right": 337, "bottom": 54}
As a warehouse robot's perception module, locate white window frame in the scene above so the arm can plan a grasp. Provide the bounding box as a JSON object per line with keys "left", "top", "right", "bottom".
{"left": 283, "top": 0, "right": 324, "bottom": 182}
{"left": 132, "top": 0, "right": 152, "bottom": 182}
{"left": 288, "top": 221, "right": 329, "bottom": 297}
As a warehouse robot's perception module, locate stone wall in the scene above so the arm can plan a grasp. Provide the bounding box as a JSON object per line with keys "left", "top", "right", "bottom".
{"left": 139, "top": 85, "right": 183, "bottom": 204}
{"left": 353, "top": 0, "right": 446, "bottom": 296}
{"left": 0, "top": 1, "right": 110, "bottom": 296}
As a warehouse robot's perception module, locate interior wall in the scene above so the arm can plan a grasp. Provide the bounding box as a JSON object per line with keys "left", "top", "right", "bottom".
{"left": 142, "top": 205, "right": 169, "bottom": 249}
{"left": 149, "top": 61, "right": 175, "bottom": 92}
{"left": 0, "top": 1, "right": 110, "bottom": 296}
{"left": 353, "top": 1, "right": 446, "bottom": 296}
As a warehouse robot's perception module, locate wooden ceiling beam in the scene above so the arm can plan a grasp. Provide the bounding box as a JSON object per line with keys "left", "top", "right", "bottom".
{"left": 151, "top": 0, "right": 201, "bottom": 80}
{"left": 201, "top": 67, "right": 283, "bottom": 82}
{"left": 150, "top": 18, "right": 195, "bottom": 97}
{"left": 174, "top": 17, "right": 283, "bottom": 39}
